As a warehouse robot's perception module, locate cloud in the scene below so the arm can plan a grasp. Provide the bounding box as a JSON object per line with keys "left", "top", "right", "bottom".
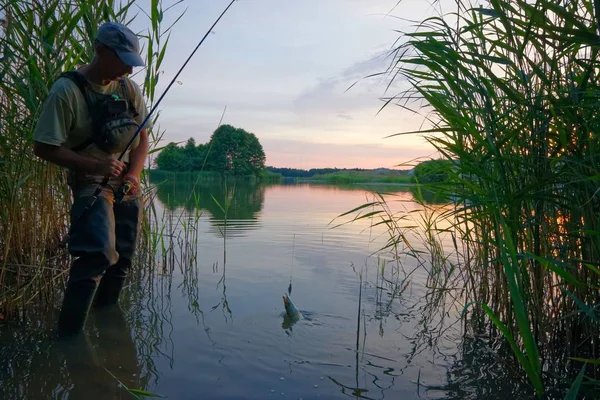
{"left": 292, "top": 49, "right": 408, "bottom": 118}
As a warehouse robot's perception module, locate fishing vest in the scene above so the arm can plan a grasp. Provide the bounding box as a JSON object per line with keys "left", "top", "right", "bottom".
{"left": 60, "top": 71, "right": 140, "bottom": 154}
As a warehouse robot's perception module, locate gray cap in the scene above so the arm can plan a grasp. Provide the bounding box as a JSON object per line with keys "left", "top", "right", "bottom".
{"left": 96, "top": 22, "right": 145, "bottom": 67}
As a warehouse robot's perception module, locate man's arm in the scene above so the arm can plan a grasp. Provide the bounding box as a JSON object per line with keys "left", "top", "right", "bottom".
{"left": 33, "top": 141, "right": 125, "bottom": 178}
{"left": 125, "top": 129, "right": 148, "bottom": 177}
{"left": 122, "top": 129, "right": 148, "bottom": 194}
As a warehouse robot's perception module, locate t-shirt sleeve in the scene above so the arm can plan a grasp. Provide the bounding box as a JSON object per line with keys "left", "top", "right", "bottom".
{"left": 32, "top": 84, "right": 73, "bottom": 146}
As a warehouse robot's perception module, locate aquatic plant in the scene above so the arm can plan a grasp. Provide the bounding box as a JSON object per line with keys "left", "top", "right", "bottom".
{"left": 343, "top": 0, "right": 600, "bottom": 397}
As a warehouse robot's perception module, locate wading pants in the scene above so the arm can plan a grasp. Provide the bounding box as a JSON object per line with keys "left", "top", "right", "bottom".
{"left": 57, "top": 187, "right": 142, "bottom": 336}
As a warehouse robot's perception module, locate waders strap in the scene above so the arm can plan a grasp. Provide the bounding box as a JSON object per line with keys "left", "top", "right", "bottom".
{"left": 59, "top": 71, "right": 94, "bottom": 152}
{"left": 119, "top": 77, "right": 139, "bottom": 118}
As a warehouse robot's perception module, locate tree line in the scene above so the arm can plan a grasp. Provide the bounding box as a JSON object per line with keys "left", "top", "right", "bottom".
{"left": 266, "top": 167, "right": 413, "bottom": 178}
{"left": 154, "top": 125, "right": 266, "bottom": 175}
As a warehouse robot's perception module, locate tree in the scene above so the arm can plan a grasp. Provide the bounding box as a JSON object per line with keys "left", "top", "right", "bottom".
{"left": 154, "top": 125, "right": 266, "bottom": 175}
{"left": 411, "top": 159, "right": 454, "bottom": 184}
{"left": 182, "top": 138, "right": 204, "bottom": 171}
{"left": 154, "top": 142, "right": 185, "bottom": 171}
{"left": 205, "top": 125, "right": 266, "bottom": 175}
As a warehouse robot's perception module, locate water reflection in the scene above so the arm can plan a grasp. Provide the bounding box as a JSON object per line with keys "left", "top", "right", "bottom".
{"left": 429, "top": 334, "right": 538, "bottom": 400}
{"left": 281, "top": 314, "right": 299, "bottom": 336}
{"left": 151, "top": 176, "right": 266, "bottom": 238}
{"left": 0, "top": 182, "right": 552, "bottom": 399}
{"left": 297, "top": 182, "right": 450, "bottom": 206}
{"left": 212, "top": 261, "right": 233, "bottom": 322}
{"left": 0, "top": 306, "right": 144, "bottom": 400}
{"left": 409, "top": 185, "right": 452, "bottom": 205}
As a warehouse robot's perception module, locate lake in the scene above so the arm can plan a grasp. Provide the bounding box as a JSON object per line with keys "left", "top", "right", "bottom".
{"left": 0, "top": 180, "right": 534, "bottom": 399}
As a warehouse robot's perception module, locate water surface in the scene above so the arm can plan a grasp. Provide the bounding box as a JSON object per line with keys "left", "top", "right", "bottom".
{"left": 0, "top": 180, "right": 534, "bottom": 399}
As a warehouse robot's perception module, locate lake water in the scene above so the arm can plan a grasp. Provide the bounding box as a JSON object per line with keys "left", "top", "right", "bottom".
{"left": 0, "top": 180, "right": 534, "bottom": 399}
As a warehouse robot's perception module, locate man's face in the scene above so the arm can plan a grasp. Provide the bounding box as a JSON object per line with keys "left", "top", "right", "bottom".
{"left": 96, "top": 43, "right": 134, "bottom": 83}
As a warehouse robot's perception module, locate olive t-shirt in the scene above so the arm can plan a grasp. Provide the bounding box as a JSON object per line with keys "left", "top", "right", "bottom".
{"left": 33, "top": 74, "right": 151, "bottom": 164}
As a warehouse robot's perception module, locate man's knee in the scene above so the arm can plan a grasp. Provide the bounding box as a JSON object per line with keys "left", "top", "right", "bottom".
{"left": 68, "top": 251, "right": 116, "bottom": 284}
{"left": 69, "top": 242, "right": 119, "bottom": 267}
{"left": 68, "top": 195, "right": 118, "bottom": 264}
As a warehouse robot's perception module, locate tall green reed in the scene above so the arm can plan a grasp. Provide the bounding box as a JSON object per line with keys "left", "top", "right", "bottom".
{"left": 343, "top": 0, "right": 600, "bottom": 396}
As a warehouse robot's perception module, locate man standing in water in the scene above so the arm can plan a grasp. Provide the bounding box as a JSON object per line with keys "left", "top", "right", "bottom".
{"left": 32, "top": 22, "right": 150, "bottom": 336}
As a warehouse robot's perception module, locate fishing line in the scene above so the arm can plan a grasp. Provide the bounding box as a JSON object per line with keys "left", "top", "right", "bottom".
{"left": 72, "top": 0, "right": 238, "bottom": 226}
{"left": 199, "top": 105, "right": 227, "bottom": 173}
{"left": 288, "top": 233, "right": 295, "bottom": 296}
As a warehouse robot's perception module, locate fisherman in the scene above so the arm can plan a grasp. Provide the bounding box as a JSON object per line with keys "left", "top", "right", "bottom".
{"left": 32, "top": 22, "right": 151, "bottom": 336}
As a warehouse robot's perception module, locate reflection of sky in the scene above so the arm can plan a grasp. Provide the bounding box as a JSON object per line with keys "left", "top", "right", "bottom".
{"left": 262, "top": 184, "right": 420, "bottom": 228}
{"left": 153, "top": 181, "right": 453, "bottom": 256}
{"left": 138, "top": 183, "right": 528, "bottom": 399}
{"left": 127, "top": 0, "right": 456, "bottom": 169}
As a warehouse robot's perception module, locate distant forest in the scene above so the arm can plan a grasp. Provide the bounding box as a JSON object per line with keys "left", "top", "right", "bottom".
{"left": 265, "top": 167, "right": 412, "bottom": 177}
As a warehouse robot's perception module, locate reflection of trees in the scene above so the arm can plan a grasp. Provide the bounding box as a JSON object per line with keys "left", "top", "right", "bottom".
{"left": 151, "top": 176, "right": 266, "bottom": 238}
{"left": 409, "top": 185, "right": 451, "bottom": 205}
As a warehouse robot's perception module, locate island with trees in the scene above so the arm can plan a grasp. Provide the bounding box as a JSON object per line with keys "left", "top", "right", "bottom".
{"left": 151, "top": 124, "right": 455, "bottom": 186}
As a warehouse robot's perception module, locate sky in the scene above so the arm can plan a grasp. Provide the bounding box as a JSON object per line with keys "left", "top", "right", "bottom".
{"left": 129, "top": 0, "right": 452, "bottom": 170}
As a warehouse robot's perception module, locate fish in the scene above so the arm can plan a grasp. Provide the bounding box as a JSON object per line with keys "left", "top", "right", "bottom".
{"left": 282, "top": 293, "right": 302, "bottom": 321}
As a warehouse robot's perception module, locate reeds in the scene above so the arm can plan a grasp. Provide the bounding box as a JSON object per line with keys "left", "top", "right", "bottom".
{"left": 343, "top": 0, "right": 600, "bottom": 396}
{"left": 0, "top": 0, "right": 183, "bottom": 318}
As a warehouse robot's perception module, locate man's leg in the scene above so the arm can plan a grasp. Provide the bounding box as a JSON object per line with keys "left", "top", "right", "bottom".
{"left": 58, "top": 195, "right": 118, "bottom": 336}
{"left": 93, "top": 196, "right": 142, "bottom": 308}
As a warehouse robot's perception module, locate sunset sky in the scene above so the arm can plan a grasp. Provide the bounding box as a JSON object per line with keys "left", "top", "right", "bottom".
{"left": 132, "top": 0, "right": 452, "bottom": 169}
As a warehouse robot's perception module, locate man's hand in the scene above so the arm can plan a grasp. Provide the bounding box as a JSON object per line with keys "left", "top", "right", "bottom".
{"left": 98, "top": 159, "right": 126, "bottom": 178}
{"left": 122, "top": 173, "right": 141, "bottom": 195}
{"left": 33, "top": 142, "right": 127, "bottom": 177}
{"left": 33, "top": 142, "right": 130, "bottom": 178}
{"left": 123, "top": 128, "right": 148, "bottom": 196}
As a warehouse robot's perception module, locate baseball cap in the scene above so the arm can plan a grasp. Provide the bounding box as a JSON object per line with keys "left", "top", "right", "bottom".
{"left": 96, "top": 22, "right": 145, "bottom": 67}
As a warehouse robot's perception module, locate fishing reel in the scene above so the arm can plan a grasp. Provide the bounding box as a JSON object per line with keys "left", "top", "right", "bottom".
{"left": 115, "top": 180, "right": 134, "bottom": 203}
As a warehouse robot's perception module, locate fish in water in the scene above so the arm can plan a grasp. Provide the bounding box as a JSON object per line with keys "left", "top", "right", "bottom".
{"left": 282, "top": 293, "right": 302, "bottom": 321}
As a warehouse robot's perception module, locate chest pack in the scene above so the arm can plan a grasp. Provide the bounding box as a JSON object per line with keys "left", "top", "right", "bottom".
{"left": 60, "top": 71, "right": 140, "bottom": 154}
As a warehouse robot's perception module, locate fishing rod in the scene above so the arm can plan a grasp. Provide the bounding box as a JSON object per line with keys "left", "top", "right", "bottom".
{"left": 74, "top": 0, "right": 238, "bottom": 223}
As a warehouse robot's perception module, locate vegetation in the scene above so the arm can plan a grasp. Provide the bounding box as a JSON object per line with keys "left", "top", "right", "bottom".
{"left": 267, "top": 166, "right": 344, "bottom": 177}
{"left": 267, "top": 166, "right": 412, "bottom": 178}
{"left": 411, "top": 159, "right": 455, "bottom": 184}
{"left": 154, "top": 124, "right": 266, "bottom": 175}
{"left": 264, "top": 166, "right": 413, "bottom": 184}
{"left": 149, "top": 168, "right": 282, "bottom": 183}
{"left": 0, "top": 0, "right": 180, "bottom": 319}
{"left": 344, "top": 0, "right": 600, "bottom": 396}
{"left": 303, "top": 171, "right": 412, "bottom": 184}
